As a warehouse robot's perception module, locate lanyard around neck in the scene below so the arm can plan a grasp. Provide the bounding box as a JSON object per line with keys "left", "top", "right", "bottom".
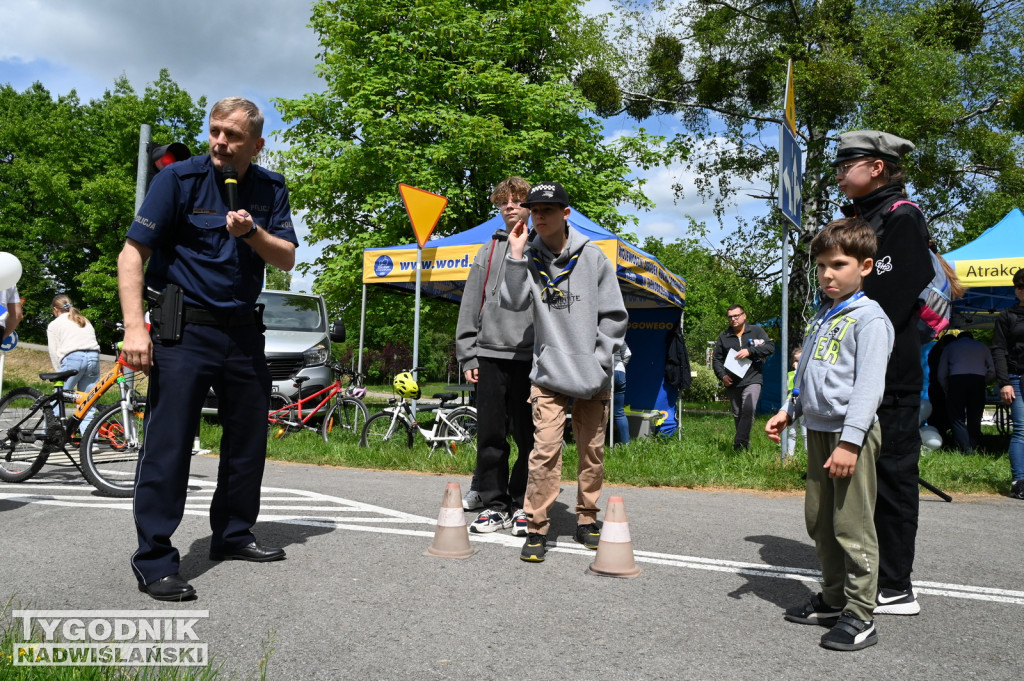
{"left": 792, "top": 291, "right": 864, "bottom": 398}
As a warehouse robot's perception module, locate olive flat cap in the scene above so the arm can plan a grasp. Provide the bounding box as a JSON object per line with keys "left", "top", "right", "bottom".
{"left": 832, "top": 130, "right": 915, "bottom": 166}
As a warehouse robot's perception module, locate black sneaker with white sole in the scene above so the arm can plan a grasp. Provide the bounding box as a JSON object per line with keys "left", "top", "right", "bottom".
{"left": 1010, "top": 479, "right": 1024, "bottom": 500}
{"left": 820, "top": 612, "right": 878, "bottom": 651}
{"left": 875, "top": 587, "right": 920, "bottom": 615}
{"left": 784, "top": 593, "right": 843, "bottom": 626}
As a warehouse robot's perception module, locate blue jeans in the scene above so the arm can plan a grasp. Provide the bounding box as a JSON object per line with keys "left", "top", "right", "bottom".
{"left": 1009, "top": 376, "right": 1024, "bottom": 481}
{"left": 613, "top": 370, "right": 629, "bottom": 445}
{"left": 60, "top": 350, "right": 100, "bottom": 434}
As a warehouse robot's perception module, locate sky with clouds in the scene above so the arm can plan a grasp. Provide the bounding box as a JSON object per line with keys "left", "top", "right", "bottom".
{"left": 0, "top": 0, "right": 766, "bottom": 290}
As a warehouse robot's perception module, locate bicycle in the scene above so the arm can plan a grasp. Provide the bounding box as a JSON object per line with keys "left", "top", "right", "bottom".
{"left": 0, "top": 324, "right": 145, "bottom": 497}
{"left": 268, "top": 362, "right": 369, "bottom": 443}
{"left": 359, "top": 369, "right": 478, "bottom": 458}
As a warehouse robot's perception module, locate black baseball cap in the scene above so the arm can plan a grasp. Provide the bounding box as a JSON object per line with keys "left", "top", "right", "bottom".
{"left": 520, "top": 182, "right": 569, "bottom": 208}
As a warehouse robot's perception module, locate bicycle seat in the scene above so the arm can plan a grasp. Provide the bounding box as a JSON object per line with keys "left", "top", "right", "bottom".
{"left": 40, "top": 370, "right": 79, "bottom": 382}
{"left": 293, "top": 376, "right": 311, "bottom": 385}
{"left": 432, "top": 392, "right": 459, "bottom": 403}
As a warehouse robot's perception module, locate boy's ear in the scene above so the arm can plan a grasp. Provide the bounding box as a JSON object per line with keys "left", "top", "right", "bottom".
{"left": 860, "top": 257, "right": 874, "bottom": 277}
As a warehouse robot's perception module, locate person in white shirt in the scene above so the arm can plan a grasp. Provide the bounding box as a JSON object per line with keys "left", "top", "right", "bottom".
{"left": 47, "top": 294, "right": 101, "bottom": 433}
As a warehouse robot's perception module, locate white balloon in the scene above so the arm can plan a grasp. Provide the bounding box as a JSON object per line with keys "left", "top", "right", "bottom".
{"left": 920, "top": 425, "right": 942, "bottom": 451}
{"left": 0, "top": 252, "right": 22, "bottom": 290}
{"left": 919, "top": 399, "right": 932, "bottom": 425}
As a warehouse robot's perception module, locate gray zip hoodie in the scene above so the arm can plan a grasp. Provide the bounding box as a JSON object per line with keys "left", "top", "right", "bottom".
{"left": 783, "top": 294, "right": 894, "bottom": 447}
{"left": 500, "top": 224, "right": 627, "bottom": 399}
{"left": 455, "top": 230, "right": 534, "bottom": 370}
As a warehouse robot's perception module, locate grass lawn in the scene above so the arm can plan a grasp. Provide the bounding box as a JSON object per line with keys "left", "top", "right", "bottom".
{"left": 241, "top": 405, "right": 1012, "bottom": 496}
{"left": 4, "top": 345, "right": 1012, "bottom": 496}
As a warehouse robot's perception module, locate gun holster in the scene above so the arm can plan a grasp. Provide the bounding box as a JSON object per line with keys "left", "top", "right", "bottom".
{"left": 147, "top": 284, "right": 184, "bottom": 342}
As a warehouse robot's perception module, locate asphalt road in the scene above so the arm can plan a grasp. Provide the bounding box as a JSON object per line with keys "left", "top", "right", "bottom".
{"left": 1, "top": 455, "right": 1021, "bottom": 680}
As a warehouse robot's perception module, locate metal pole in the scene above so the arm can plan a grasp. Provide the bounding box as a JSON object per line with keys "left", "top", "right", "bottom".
{"left": 781, "top": 223, "right": 790, "bottom": 462}
{"left": 134, "top": 125, "right": 151, "bottom": 214}
{"left": 358, "top": 284, "right": 367, "bottom": 376}
{"left": 412, "top": 247, "right": 422, "bottom": 414}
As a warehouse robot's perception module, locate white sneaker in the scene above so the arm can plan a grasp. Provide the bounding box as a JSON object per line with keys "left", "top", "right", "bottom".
{"left": 469, "top": 509, "right": 512, "bottom": 534}
{"left": 510, "top": 509, "right": 528, "bottom": 537}
{"left": 462, "top": 490, "right": 483, "bottom": 511}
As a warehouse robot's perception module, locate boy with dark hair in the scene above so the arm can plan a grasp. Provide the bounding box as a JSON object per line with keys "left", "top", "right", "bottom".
{"left": 501, "top": 181, "right": 627, "bottom": 562}
{"left": 456, "top": 177, "right": 534, "bottom": 534}
{"left": 766, "top": 217, "right": 894, "bottom": 651}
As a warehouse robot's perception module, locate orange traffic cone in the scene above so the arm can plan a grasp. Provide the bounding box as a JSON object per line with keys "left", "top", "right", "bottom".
{"left": 587, "top": 495, "right": 641, "bottom": 578}
{"left": 425, "top": 482, "right": 478, "bottom": 559}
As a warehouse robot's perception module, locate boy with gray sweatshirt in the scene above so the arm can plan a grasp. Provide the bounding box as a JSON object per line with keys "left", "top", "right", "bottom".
{"left": 766, "top": 217, "right": 894, "bottom": 652}
{"left": 501, "top": 182, "right": 627, "bottom": 563}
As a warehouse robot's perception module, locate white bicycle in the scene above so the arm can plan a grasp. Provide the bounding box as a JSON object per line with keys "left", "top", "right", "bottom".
{"left": 360, "top": 369, "right": 477, "bottom": 458}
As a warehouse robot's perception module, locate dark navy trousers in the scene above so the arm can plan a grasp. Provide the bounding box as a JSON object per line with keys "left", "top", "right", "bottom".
{"left": 131, "top": 322, "right": 271, "bottom": 585}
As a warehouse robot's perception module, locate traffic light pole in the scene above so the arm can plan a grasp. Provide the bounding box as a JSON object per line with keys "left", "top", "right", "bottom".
{"left": 135, "top": 124, "right": 152, "bottom": 214}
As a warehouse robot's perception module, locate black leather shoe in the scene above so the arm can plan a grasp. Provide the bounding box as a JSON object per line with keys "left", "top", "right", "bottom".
{"left": 138, "top": 574, "right": 196, "bottom": 601}
{"left": 209, "top": 542, "right": 286, "bottom": 562}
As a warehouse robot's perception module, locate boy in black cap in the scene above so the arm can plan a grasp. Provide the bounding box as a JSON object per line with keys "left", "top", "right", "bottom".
{"left": 500, "top": 181, "right": 627, "bottom": 563}
{"left": 834, "top": 129, "right": 932, "bottom": 615}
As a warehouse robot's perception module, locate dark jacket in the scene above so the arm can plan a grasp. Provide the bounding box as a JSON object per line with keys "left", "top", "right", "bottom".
{"left": 712, "top": 323, "right": 775, "bottom": 388}
{"left": 841, "top": 182, "right": 932, "bottom": 393}
{"left": 992, "top": 303, "right": 1024, "bottom": 387}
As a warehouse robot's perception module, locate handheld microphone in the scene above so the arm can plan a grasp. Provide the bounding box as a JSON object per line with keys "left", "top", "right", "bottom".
{"left": 223, "top": 164, "right": 239, "bottom": 211}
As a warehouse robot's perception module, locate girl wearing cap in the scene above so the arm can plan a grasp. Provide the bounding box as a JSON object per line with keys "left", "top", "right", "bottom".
{"left": 834, "top": 130, "right": 933, "bottom": 616}
{"left": 47, "top": 294, "right": 101, "bottom": 433}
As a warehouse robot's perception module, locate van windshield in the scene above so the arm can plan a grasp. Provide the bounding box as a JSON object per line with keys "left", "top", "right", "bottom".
{"left": 258, "top": 292, "right": 326, "bottom": 332}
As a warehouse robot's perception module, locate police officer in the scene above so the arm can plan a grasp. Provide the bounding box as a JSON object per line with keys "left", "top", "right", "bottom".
{"left": 118, "top": 97, "right": 298, "bottom": 601}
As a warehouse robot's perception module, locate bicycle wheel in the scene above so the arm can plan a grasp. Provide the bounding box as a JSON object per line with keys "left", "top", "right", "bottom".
{"left": 360, "top": 410, "right": 414, "bottom": 449}
{"left": 80, "top": 401, "right": 144, "bottom": 497}
{"left": 321, "top": 397, "right": 369, "bottom": 444}
{"left": 0, "top": 387, "right": 54, "bottom": 482}
{"left": 439, "top": 406, "right": 478, "bottom": 458}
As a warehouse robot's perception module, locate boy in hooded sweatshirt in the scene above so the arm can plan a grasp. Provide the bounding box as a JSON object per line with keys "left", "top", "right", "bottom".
{"left": 766, "top": 217, "right": 894, "bottom": 652}
{"left": 500, "top": 181, "right": 627, "bottom": 563}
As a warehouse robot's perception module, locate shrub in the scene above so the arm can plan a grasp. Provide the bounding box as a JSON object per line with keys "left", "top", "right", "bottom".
{"left": 682, "top": 364, "right": 722, "bottom": 404}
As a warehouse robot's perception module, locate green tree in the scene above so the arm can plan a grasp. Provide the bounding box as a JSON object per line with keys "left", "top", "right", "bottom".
{"left": 0, "top": 71, "right": 206, "bottom": 343}
{"left": 274, "top": 0, "right": 669, "bottom": 362}
{"left": 582, "top": 0, "right": 1024, "bottom": 346}
{"left": 642, "top": 225, "right": 779, "bottom": 362}
{"left": 265, "top": 266, "right": 292, "bottom": 291}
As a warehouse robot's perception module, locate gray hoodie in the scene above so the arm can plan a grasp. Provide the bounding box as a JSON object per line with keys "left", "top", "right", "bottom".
{"left": 500, "top": 224, "right": 627, "bottom": 399}
{"left": 455, "top": 230, "right": 534, "bottom": 370}
{"left": 783, "top": 294, "right": 894, "bottom": 447}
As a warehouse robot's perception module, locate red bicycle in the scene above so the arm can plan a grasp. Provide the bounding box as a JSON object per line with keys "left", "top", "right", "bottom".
{"left": 268, "top": 363, "right": 368, "bottom": 443}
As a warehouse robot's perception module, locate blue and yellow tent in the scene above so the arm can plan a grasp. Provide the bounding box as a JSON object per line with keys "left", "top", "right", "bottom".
{"left": 361, "top": 209, "right": 685, "bottom": 309}
{"left": 359, "top": 209, "right": 688, "bottom": 435}
{"left": 943, "top": 208, "right": 1024, "bottom": 326}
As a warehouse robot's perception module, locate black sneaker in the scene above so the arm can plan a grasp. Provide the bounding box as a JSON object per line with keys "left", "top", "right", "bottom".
{"left": 875, "top": 587, "right": 920, "bottom": 615}
{"left": 820, "top": 612, "right": 878, "bottom": 651}
{"left": 784, "top": 593, "right": 843, "bottom": 626}
{"left": 520, "top": 533, "right": 548, "bottom": 562}
{"left": 573, "top": 523, "right": 601, "bottom": 550}
{"left": 1010, "top": 479, "right": 1024, "bottom": 500}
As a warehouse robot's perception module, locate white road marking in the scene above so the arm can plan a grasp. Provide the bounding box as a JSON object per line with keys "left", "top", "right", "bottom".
{"left": 3, "top": 478, "right": 1022, "bottom": 607}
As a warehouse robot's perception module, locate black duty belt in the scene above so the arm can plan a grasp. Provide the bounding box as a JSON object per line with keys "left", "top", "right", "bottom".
{"left": 183, "top": 305, "right": 257, "bottom": 328}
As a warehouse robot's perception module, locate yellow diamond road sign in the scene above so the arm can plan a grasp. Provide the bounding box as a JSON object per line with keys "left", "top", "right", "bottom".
{"left": 399, "top": 184, "right": 449, "bottom": 248}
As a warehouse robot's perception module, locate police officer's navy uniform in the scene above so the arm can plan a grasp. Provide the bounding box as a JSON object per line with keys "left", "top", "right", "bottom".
{"left": 127, "top": 154, "right": 298, "bottom": 586}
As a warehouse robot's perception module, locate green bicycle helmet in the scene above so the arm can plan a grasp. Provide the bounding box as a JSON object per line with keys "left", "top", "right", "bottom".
{"left": 393, "top": 371, "right": 421, "bottom": 399}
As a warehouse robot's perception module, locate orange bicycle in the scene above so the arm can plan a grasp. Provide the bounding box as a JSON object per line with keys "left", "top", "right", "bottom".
{"left": 0, "top": 323, "right": 145, "bottom": 497}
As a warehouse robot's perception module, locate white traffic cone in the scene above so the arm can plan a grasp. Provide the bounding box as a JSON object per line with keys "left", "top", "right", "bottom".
{"left": 587, "top": 495, "right": 641, "bottom": 578}
{"left": 425, "top": 482, "right": 478, "bottom": 559}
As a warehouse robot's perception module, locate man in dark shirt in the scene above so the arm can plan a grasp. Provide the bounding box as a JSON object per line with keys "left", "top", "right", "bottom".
{"left": 118, "top": 97, "right": 299, "bottom": 601}
{"left": 712, "top": 305, "right": 775, "bottom": 451}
